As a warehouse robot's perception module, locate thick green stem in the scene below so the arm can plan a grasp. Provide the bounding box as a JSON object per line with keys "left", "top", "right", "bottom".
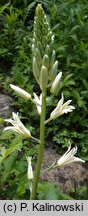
{"left": 30, "top": 90, "right": 46, "bottom": 200}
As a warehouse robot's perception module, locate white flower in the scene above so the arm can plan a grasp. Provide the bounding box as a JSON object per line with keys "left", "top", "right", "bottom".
{"left": 33, "top": 93, "right": 52, "bottom": 116}
{"left": 26, "top": 157, "right": 34, "bottom": 180}
{"left": 3, "top": 112, "right": 31, "bottom": 137}
{"left": 57, "top": 146, "right": 85, "bottom": 167}
{"left": 45, "top": 94, "right": 75, "bottom": 124}
{"left": 33, "top": 93, "right": 42, "bottom": 115}
{"left": 50, "top": 71, "right": 62, "bottom": 94}
{"left": 42, "top": 146, "right": 85, "bottom": 174}
{"left": 51, "top": 94, "right": 75, "bottom": 119}
{"left": 10, "top": 84, "right": 31, "bottom": 100}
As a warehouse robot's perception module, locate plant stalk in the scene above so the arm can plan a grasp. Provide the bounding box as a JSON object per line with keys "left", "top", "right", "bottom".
{"left": 30, "top": 90, "right": 46, "bottom": 199}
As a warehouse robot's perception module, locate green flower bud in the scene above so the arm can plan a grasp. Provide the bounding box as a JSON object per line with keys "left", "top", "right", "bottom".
{"left": 50, "top": 71, "right": 62, "bottom": 94}
{"left": 35, "top": 48, "right": 42, "bottom": 66}
{"left": 37, "top": 41, "right": 43, "bottom": 57}
{"left": 40, "top": 66, "right": 48, "bottom": 91}
{"left": 50, "top": 50, "right": 55, "bottom": 68}
{"left": 42, "top": 54, "right": 49, "bottom": 69}
{"left": 32, "top": 38, "right": 35, "bottom": 43}
{"left": 33, "top": 57, "right": 40, "bottom": 84}
{"left": 50, "top": 35, "right": 55, "bottom": 46}
{"left": 50, "top": 60, "right": 58, "bottom": 81}
{"left": 45, "top": 45, "right": 51, "bottom": 56}
{"left": 47, "top": 31, "right": 53, "bottom": 43}
{"left": 32, "top": 44, "right": 35, "bottom": 54}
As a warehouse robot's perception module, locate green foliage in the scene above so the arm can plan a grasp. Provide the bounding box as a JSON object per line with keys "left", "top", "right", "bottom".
{"left": 70, "top": 182, "right": 88, "bottom": 200}
{"left": 38, "top": 182, "right": 73, "bottom": 200}
{"left": 53, "top": 128, "right": 88, "bottom": 160}
{"left": 0, "top": 130, "right": 39, "bottom": 199}
{"left": 0, "top": 131, "right": 23, "bottom": 163}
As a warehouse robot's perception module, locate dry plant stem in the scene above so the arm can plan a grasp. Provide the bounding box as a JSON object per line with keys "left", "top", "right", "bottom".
{"left": 30, "top": 90, "right": 46, "bottom": 200}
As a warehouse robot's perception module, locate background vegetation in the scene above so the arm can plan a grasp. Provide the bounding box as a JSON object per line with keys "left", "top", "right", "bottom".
{"left": 0, "top": 0, "right": 88, "bottom": 199}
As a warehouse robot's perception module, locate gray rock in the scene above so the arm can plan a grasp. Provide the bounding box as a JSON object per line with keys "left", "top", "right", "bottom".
{"left": 0, "top": 94, "right": 13, "bottom": 119}
{"left": 41, "top": 147, "right": 88, "bottom": 196}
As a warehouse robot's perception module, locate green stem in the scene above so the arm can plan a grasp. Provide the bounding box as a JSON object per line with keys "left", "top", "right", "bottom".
{"left": 31, "top": 136, "right": 40, "bottom": 144}
{"left": 44, "top": 117, "right": 51, "bottom": 124}
{"left": 30, "top": 91, "right": 46, "bottom": 199}
{"left": 41, "top": 164, "right": 55, "bottom": 175}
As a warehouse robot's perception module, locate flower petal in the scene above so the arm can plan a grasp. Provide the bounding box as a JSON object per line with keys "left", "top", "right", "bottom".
{"left": 57, "top": 146, "right": 85, "bottom": 166}
{"left": 10, "top": 84, "right": 31, "bottom": 100}
{"left": 4, "top": 112, "right": 31, "bottom": 137}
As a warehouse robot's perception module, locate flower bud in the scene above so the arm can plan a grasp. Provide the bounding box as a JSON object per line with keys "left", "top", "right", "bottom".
{"left": 42, "top": 54, "right": 49, "bottom": 69}
{"left": 37, "top": 41, "right": 43, "bottom": 56}
{"left": 50, "top": 71, "right": 62, "bottom": 94}
{"left": 33, "top": 57, "right": 40, "bottom": 83}
{"left": 47, "top": 31, "right": 53, "bottom": 42}
{"left": 50, "top": 50, "right": 55, "bottom": 67}
{"left": 26, "top": 157, "right": 34, "bottom": 180}
{"left": 50, "top": 35, "right": 54, "bottom": 46}
{"left": 45, "top": 45, "right": 50, "bottom": 56}
{"left": 10, "top": 84, "right": 31, "bottom": 100}
{"left": 35, "top": 48, "right": 42, "bottom": 66}
{"left": 40, "top": 66, "right": 48, "bottom": 90}
{"left": 32, "top": 37, "right": 35, "bottom": 43}
{"left": 32, "top": 44, "right": 35, "bottom": 54}
{"left": 50, "top": 60, "right": 58, "bottom": 81}
{"left": 51, "top": 35, "right": 54, "bottom": 42}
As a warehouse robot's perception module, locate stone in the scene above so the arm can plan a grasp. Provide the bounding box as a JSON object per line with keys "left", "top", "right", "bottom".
{"left": 41, "top": 147, "right": 88, "bottom": 196}
{"left": 0, "top": 94, "right": 13, "bottom": 119}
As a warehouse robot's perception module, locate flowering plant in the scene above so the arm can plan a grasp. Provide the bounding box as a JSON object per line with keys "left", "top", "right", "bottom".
{"left": 3, "top": 4, "right": 84, "bottom": 200}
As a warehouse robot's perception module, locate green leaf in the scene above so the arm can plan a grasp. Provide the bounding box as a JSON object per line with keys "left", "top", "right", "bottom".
{"left": 0, "top": 3, "right": 10, "bottom": 15}
{"left": 82, "top": 79, "right": 88, "bottom": 91}
{"left": 38, "top": 182, "right": 73, "bottom": 200}
{"left": 27, "top": 2, "right": 36, "bottom": 13}
{"left": 38, "top": 182, "right": 60, "bottom": 200}
{"left": 1, "top": 151, "right": 18, "bottom": 183}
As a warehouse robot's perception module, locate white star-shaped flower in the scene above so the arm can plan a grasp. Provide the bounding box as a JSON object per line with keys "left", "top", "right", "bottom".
{"left": 57, "top": 146, "right": 85, "bottom": 166}
{"left": 45, "top": 94, "right": 75, "bottom": 123}
{"left": 51, "top": 93, "right": 75, "bottom": 119}
{"left": 3, "top": 112, "right": 31, "bottom": 137}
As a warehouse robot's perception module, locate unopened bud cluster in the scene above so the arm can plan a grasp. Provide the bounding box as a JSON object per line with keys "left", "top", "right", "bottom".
{"left": 32, "top": 4, "right": 60, "bottom": 93}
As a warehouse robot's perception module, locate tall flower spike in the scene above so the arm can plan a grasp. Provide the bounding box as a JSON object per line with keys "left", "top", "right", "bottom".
{"left": 56, "top": 146, "right": 85, "bottom": 166}
{"left": 3, "top": 112, "right": 31, "bottom": 137}
{"left": 45, "top": 93, "right": 75, "bottom": 123}
{"left": 10, "top": 84, "right": 31, "bottom": 100}
{"left": 32, "top": 4, "right": 58, "bottom": 89}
